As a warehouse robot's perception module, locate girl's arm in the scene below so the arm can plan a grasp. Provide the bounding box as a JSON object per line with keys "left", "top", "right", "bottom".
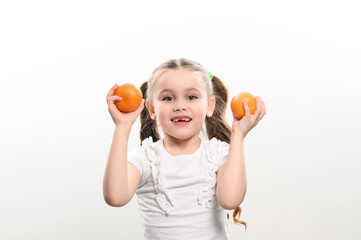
{"left": 103, "top": 85, "right": 144, "bottom": 207}
{"left": 216, "top": 131, "right": 247, "bottom": 210}
{"left": 103, "top": 125, "right": 141, "bottom": 207}
{"left": 216, "top": 96, "right": 266, "bottom": 209}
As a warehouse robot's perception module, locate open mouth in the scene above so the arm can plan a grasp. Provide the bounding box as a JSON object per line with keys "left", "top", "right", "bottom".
{"left": 171, "top": 118, "right": 192, "bottom": 123}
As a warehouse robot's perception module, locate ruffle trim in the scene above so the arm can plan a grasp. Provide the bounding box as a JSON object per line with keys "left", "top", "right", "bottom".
{"left": 142, "top": 137, "right": 175, "bottom": 216}
{"left": 142, "top": 137, "right": 224, "bottom": 214}
{"left": 197, "top": 138, "right": 223, "bottom": 208}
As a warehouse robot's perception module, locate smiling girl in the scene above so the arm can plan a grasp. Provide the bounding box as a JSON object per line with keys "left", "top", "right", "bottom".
{"left": 103, "top": 58, "right": 266, "bottom": 239}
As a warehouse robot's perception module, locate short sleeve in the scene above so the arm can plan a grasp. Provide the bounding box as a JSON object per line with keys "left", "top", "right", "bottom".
{"left": 127, "top": 146, "right": 149, "bottom": 188}
{"left": 207, "top": 138, "right": 230, "bottom": 169}
{"left": 219, "top": 140, "right": 230, "bottom": 167}
{"left": 128, "top": 147, "right": 143, "bottom": 174}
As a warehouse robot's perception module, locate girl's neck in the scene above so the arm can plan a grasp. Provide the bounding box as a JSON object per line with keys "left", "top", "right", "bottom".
{"left": 162, "top": 135, "right": 201, "bottom": 156}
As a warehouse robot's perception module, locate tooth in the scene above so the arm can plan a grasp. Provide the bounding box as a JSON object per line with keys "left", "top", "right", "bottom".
{"left": 173, "top": 118, "right": 191, "bottom": 122}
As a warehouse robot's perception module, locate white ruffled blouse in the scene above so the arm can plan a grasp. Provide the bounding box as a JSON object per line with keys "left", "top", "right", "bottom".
{"left": 128, "top": 137, "right": 230, "bottom": 240}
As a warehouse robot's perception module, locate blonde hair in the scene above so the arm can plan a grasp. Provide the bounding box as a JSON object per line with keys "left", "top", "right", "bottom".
{"left": 146, "top": 60, "right": 213, "bottom": 103}
{"left": 140, "top": 58, "right": 247, "bottom": 231}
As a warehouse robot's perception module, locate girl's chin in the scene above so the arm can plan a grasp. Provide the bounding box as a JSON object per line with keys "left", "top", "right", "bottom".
{"left": 163, "top": 131, "right": 202, "bottom": 141}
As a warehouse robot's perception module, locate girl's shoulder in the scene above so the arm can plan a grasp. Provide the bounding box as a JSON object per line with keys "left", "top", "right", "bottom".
{"left": 127, "top": 137, "right": 161, "bottom": 187}
{"left": 201, "top": 137, "right": 230, "bottom": 166}
{"left": 203, "top": 137, "right": 229, "bottom": 150}
{"left": 129, "top": 137, "right": 162, "bottom": 161}
{"left": 140, "top": 136, "right": 161, "bottom": 150}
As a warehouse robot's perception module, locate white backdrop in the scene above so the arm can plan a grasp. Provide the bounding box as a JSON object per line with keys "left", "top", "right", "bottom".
{"left": 1, "top": 0, "right": 360, "bottom": 239}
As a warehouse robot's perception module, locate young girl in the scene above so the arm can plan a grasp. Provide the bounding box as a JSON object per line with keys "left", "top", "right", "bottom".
{"left": 103, "top": 58, "right": 266, "bottom": 239}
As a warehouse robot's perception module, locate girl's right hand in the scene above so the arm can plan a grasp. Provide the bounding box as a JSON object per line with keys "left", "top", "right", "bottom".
{"left": 106, "top": 84, "right": 145, "bottom": 127}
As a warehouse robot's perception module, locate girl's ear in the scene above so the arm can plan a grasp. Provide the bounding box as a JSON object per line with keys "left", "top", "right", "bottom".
{"left": 207, "top": 96, "right": 216, "bottom": 117}
{"left": 145, "top": 99, "right": 156, "bottom": 120}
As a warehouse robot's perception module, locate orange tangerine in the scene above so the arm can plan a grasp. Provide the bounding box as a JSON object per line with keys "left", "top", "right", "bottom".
{"left": 113, "top": 83, "right": 143, "bottom": 112}
{"left": 230, "top": 91, "right": 257, "bottom": 119}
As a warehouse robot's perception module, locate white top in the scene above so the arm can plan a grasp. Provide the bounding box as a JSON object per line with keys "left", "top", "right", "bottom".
{"left": 128, "top": 136, "right": 230, "bottom": 240}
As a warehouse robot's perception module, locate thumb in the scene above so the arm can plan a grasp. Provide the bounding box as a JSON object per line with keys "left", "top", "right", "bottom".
{"left": 134, "top": 99, "right": 145, "bottom": 115}
{"left": 243, "top": 99, "right": 251, "bottom": 116}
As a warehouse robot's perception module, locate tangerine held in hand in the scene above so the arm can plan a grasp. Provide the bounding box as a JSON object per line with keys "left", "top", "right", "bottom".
{"left": 113, "top": 83, "right": 143, "bottom": 112}
{"left": 230, "top": 91, "right": 257, "bottom": 119}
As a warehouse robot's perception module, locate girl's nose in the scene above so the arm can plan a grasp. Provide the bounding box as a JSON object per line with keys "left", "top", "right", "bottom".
{"left": 173, "top": 100, "right": 187, "bottom": 111}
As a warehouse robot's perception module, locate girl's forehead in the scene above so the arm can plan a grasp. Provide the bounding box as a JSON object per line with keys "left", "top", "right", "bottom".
{"left": 154, "top": 69, "right": 206, "bottom": 91}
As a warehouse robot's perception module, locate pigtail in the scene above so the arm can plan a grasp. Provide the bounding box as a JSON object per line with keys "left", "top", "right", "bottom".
{"left": 140, "top": 81, "right": 160, "bottom": 144}
{"left": 227, "top": 207, "right": 248, "bottom": 231}
{"left": 205, "top": 75, "right": 232, "bottom": 143}
{"left": 206, "top": 75, "right": 247, "bottom": 231}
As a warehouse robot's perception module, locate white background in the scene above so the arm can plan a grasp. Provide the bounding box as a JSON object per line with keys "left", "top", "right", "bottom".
{"left": 1, "top": 0, "right": 360, "bottom": 239}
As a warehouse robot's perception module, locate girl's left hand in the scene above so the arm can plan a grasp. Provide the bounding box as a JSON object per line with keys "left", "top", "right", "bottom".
{"left": 232, "top": 96, "right": 266, "bottom": 138}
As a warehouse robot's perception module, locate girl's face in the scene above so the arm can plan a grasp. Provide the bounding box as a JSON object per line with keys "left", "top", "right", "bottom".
{"left": 146, "top": 69, "right": 215, "bottom": 142}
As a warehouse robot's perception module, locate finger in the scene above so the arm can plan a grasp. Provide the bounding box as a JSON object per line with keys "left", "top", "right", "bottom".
{"left": 261, "top": 98, "right": 266, "bottom": 116}
{"left": 255, "top": 96, "right": 262, "bottom": 115}
{"left": 243, "top": 99, "right": 250, "bottom": 116}
{"left": 258, "top": 96, "right": 265, "bottom": 117}
{"left": 134, "top": 99, "right": 145, "bottom": 115}
{"left": 255, "top": 98, "right": 266, "bottom": 123}
{"left": 107, "top": 95, "right": 123, "bottom": 105}
{"left": 106, "top": 84, "right": 119, "bottom": 101}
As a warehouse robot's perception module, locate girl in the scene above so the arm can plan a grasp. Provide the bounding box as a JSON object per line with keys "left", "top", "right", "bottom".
{"left": 103, "top": 58, "right": 266, "bottom": 239}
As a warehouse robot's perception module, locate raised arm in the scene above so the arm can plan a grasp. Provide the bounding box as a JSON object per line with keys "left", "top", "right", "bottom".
{"left": 103, "top": 84, "right": 144, "bottom": 207}
{"left": 103, "top": 125, "right": 141, "bottom": 207}
{"left": 216, "top": 96, "right": 266, "bottom": 209}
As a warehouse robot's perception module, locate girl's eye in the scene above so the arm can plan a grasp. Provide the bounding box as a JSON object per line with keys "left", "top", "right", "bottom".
{"left": 188, "top": 95, "right": 197, "bottom": 100}
{"left": 163, "top": 96, "right": 173, "bottom": 101}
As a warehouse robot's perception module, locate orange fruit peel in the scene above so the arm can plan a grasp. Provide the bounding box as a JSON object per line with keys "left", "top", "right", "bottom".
{"left": 113, "top": 83, "right": 143, "bottom": 112}
{"left": 230, "top": 91, "right": 257, "bottom": 119}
